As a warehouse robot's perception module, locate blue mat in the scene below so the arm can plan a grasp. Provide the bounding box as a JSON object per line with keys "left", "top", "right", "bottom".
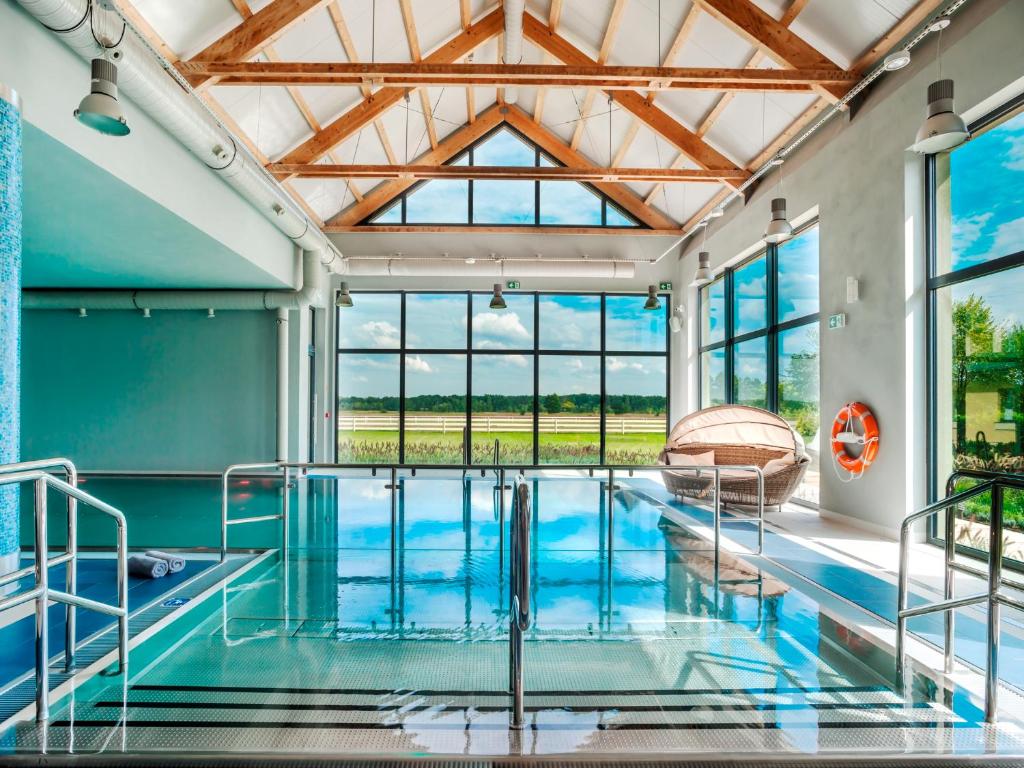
{"left": 0, "top": 556, "right": 211, "bottom": 688}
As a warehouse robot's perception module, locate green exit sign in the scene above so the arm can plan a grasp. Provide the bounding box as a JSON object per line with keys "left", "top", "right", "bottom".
{"left": 506, "top": 280, "right": 520, "bottom": 289}
{"left": 659, "top": 282, "right": 673, "bottom": 291}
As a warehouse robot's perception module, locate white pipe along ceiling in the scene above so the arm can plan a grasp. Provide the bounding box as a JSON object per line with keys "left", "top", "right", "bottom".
{"left": 15, "top": 0, "right": 344, "bottom": 276}
{"left": 23, "top": 252, "right": 327, "bottom": 310}
{"left": 502, "top": 0, "right": 526, "bottom": 105}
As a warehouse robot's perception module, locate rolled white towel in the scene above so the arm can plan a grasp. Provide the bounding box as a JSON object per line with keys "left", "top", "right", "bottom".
{"left": 128, "top": 554, "right": 168, "bottom": 579}
{"left": 145, "top": 550, "right": 185, "bottom": 574}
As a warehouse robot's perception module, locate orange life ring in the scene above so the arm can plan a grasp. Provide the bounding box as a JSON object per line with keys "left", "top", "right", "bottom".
{"left": 830, "top": 402, "right": 880, "bottom": 475}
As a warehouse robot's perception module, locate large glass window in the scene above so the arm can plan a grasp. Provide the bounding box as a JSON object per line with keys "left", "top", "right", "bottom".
{"left": 698, "top": 222, "right": 821, "bottom": 504}
{"left": 337, "top": 292, "right": 669, "bottom": 465}
{"left": 365, "top": 126, "right": 642, "bottom": 229}
{"left": 929, "top": 99, "right": 1024, "bottom": 561}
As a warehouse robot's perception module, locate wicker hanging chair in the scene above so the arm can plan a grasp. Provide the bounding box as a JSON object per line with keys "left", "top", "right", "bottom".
{"left": 658, "top": 405, "right": 810, "bottom": 508}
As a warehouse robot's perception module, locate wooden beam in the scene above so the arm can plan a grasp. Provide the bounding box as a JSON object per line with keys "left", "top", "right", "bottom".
{"left": 112, "top": 0, "right": 178, "bottom": 63}
{"left": 460, "top": 1, "right": 473, "bottom": 123}
{"left": 523, "top": 14, "right": 748, "bottom": 184}
{"left": 850, "top": 0, "right": 946, "bottom": 74}
{"left": 504, "top": 105, "right": 679, "bottom": 230}
{"left": 275, "top": 9, "right": 504, "bottom": 173}
{"left": 268, "top": 164, "right": 745, "bottom": 182}
{"left": 548, "top": 0, "right": 564, "bottom": 29}
{"left": 230, "top": 0, "right": 364, "bottom": 205}
{"left": 570, "top": 0, "right": 627, "bottom": 150}
{"left": 694, "top": 0, "right": 849, "bottom": 99}
{"left": 778, "top": 0, "right": 810, "bottom": 28}
{"left": 682, "top": 186, "right": 731, "bottom": 231}
{"left": 326, "top": 224, "right": 683, "bottom": 235}
{"left": 644, "top": 154, "right": 687, "bottom": 205}
{"left": 328, "top": 105, "right": 505, "bottom": 226}
{"left": 185, "top": 61, "right": 854, "bottom": 90}
{"left": 398, "top": 0, "right": 439, "bottom": 150}
{"left": 460, "top": 0, "right": 472, "bottom": 29}
{"left": 663, "top": 4, "right": 702, "bottom": 67}
{"left": 181, "top": 0, "right": 332, "bottom": 89}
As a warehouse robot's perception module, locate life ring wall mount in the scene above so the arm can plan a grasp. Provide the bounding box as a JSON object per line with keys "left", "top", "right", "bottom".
{"left": 830, "top": 402, "right": 880, "bottom": 480}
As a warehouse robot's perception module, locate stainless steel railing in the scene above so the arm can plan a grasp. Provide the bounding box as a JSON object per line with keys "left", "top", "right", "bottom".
{"left": 896, "top": 470, "right": 1024, "bottom": 723}
{"left": 220, "top": 461, "right": 766, "bottom": 571}
{"left": 509, "top": 474, "right": 531, "bottom": 730}
{"left": 0, "top": 460, "right": 128, "bottom": 722}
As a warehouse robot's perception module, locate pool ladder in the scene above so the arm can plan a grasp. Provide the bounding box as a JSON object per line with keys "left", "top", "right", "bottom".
{"left": 509, "top": 473, "right": 531, "bottom": 729}
{"left": 0, "top": 458, "right": 129, "bottom": 722}
{"left": 896, "top": 468, "right": 1024, "bottom": 723}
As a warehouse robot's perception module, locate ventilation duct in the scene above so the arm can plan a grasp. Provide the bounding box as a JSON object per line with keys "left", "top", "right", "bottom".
{"left": 502, "top": 0, "right": 525, "bottom": 105}
{"left": 16, "top": 0, "right": 343, "bottom": 273}
{"left": 341, "top": 258, "right": 635, "bottom": 279}
{"left": 23, "top": 252, "right": 327, "bottom": 311}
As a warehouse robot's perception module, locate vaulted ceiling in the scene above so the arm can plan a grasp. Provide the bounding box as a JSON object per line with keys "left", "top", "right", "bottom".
{"left": 118, "top": 0, "right": 943, "bottom": 235}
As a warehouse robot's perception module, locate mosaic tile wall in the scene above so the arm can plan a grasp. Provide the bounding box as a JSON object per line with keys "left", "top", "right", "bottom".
{"left": 0, "top": 92, "right": 22, "bottom": 563}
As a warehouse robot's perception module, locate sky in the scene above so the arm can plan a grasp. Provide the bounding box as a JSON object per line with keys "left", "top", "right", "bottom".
{"left": 369, "top": 127, "right": 638, "bottom": 227}
{"left": 337, "top": 293, "right": 668, "bottom": 400}
{"left": 946, "top": 109, "right": 1024, "bottom": 329}
{"left": 702, "top": 224, "right": 819, "bottom": 344}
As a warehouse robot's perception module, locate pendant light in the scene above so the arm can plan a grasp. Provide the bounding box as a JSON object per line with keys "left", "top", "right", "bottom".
{"left": 691, "top": 252, "right": 713, "bottom": 287}
{"left": 690, "top": 219, "right": 714, "bottom": 287}
{"left": 912, "top": 16, "right": 969, "bottom": 154}
{"left": 489, "top": 283, "right": 506, "bottom": 310}
{"left": 764, "top": 198, "right": 793, "bottom": 244}
{"left": 643, "top": 285, "right": 661, "bottom": 311}
{"left": 336, "top": 282, "right": 354, "bottom": 308}
{"left": 75, "top": 58, "right": 130, "bottom": 136}
{"left": 912, "top": 79, "right": 969, "bottom": 153}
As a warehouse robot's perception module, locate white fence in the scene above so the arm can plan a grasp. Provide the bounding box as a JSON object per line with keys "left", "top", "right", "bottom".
{"left": 337, "top": 413, "right": 665, "bottom": 434}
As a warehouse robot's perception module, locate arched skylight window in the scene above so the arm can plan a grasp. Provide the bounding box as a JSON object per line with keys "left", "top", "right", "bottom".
{"left": 365, "top": 126, "right": 644, "bottom": 228}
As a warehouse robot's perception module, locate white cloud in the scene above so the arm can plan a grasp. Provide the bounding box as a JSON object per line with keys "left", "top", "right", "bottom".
{"left": 951, "top": 212, "right": 993, "bottom": 255}
{"left": 356, "top": 320, "right": 400, "bottom": 347}
{"left": 1004, "top": 132, "right": 1024, "bottom": 172}
{"left": 989, "top": 215, "right": 1024, "bottom": 256}
{"left": 472, "top": 312, "right": 531, "bottom": 344}
{"left": 406, "top": 355, "right": 433, "bottom": 373}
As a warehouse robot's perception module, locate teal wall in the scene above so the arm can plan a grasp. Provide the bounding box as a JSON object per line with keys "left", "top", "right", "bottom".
{"left": 21, "top": 310, "right": 277, "bottom": 470}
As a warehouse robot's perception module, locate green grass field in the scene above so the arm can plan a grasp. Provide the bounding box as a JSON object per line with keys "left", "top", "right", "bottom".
{"left": 336, "top": 430, "right": 666, "bottom": 465}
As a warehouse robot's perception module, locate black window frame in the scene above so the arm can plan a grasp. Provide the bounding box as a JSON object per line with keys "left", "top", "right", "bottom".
{"left": 361, "top": 123, "right": 645, "bottom": 229}
{"left": 925, "top": 93, "right": 1024, "bottom": 550}
{"left": 697, "top": 219, "right": 821, "bottom": 504}
{"left": 335, "top": 290, "right": 671, "bottom": 466}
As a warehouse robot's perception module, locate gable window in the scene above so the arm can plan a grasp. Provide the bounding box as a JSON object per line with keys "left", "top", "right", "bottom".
{"left": 697, "top": 222, "right": 821, "bottom": 505}
{"left": 365, "top": 126, "right": 644, "bottom": 228}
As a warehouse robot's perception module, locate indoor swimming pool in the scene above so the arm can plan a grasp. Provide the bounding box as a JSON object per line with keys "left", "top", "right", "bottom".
{"left": 3, "top": 472, "right": 1024, "bottom": 758}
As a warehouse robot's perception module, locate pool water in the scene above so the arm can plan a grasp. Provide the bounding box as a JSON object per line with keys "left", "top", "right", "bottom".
{"left": 3, "top": 474, "right": 1023, "bottom": 757}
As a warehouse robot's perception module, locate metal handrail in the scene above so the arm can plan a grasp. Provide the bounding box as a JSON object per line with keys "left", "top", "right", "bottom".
{"left": 896, "top": 471, "right": 1024, "bottom": 723}
{"left": 0, "top": 458, "right": 79, "bottom": 671}
{"left": 0, "top": 463, "right": 128, "bottom": 722}
{"left": 220, "top": 461, "right": 286, "bottom": 561}
{"left": 509, "top": 474, "right": 530, "bottom": 730}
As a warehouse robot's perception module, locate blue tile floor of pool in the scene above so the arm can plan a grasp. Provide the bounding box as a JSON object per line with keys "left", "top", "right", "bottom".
{"left": 633, "top": 479, "right": 1024, "bottom": 692}
{"left": 0, "top": 556, "right": 211, "bottom": 688}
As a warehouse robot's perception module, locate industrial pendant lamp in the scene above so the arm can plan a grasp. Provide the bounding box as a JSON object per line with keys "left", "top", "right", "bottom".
{"left": 912, "top": 16, "right": 969, "bottom": 154}
{"left": 75, "top": 58, "right": 130, "bottom": 136}
{"left": 912, "top": 79, "right": 969, "bottom": 153}
{"left": 691, "top": 252, "right": 713, "bottom": 287}
{"left": 690, "top": 218, "right": 714, "bottom": 287}
{"left": 764, "top": 198, "right": 793, "bottom": 244}
{"left": 336, "top": 282, "right": 354, "bottom": 308}
{"left": 489, "top": 283, "right": 506, "bottom": 310}
{"left": 643, "top": 285, "right": 661, "bottom": 311}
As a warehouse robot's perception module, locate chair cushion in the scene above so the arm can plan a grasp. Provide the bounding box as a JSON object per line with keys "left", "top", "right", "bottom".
{"left": 762, "top": 455, "right": 795, "bottom": 475}
{"left": 667, "top": 450, "right": 715, "bottom": 467}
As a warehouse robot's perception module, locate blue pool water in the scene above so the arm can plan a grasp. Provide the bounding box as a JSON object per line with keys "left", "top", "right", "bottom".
{"left": 2, "top": 473, "right": 1021, "bottom": 757}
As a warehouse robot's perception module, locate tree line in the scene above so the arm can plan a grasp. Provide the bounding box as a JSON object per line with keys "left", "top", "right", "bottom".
{"left": 339, "top": 393, "right": 666, "bottom": 415}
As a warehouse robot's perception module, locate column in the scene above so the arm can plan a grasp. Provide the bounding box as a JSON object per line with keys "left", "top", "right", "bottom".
{"left": 0, "top": 83, "right": 22, "bottom": 582}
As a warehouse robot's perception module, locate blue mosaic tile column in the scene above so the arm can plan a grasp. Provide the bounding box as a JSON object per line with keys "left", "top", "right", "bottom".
{"left": 0, "top": 84, "right": 22, "bottom": 582}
